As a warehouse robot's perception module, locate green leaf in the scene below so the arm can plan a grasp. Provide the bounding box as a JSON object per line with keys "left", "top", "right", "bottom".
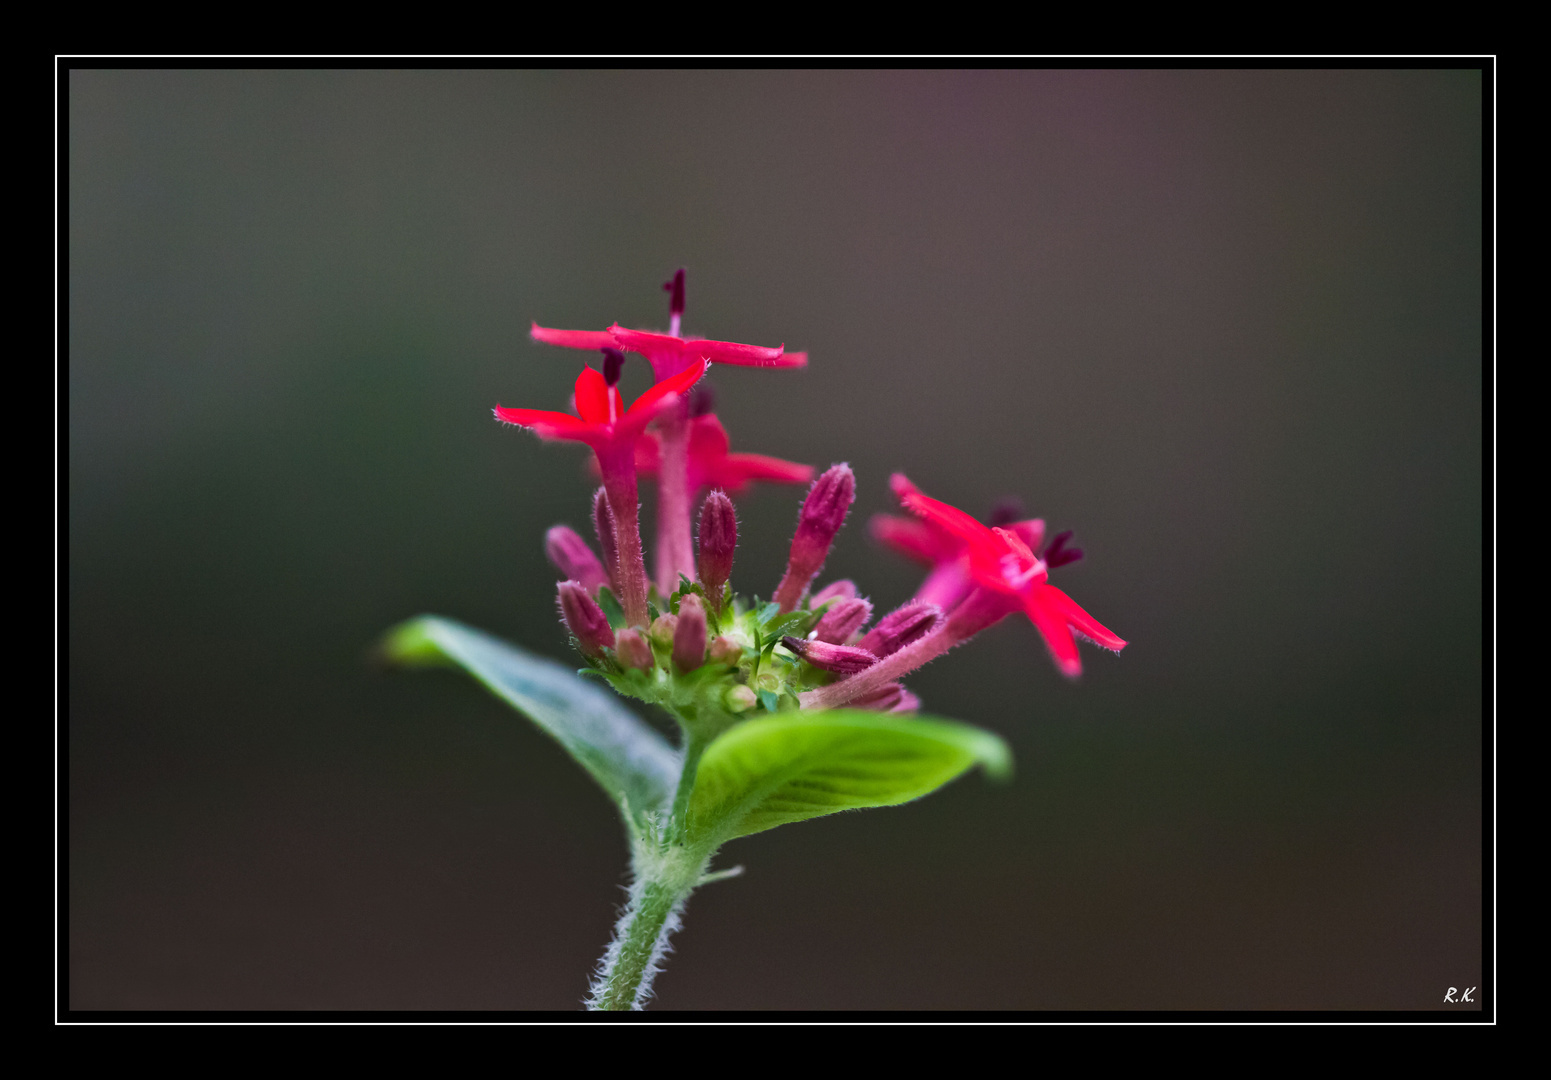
{"left": 595, "top": 587, "right": 626, "bottom": 630}
{"left": 382, "top": 616, "right": 680, "bottom": 818}
{"left": 766, "top": 611, "right": 815, "bottom": 640}
{"left": 684, "top": 710, "right": 1011, "bottom": 846}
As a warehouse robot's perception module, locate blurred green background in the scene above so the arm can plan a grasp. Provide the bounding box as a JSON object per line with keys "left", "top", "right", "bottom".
{"left": 68, "top": 69, "right": 1483, "bottom": 1011}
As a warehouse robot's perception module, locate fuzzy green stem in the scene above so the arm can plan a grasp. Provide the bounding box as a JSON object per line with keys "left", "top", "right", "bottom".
{"left": 668, "top": 730, "right": 710, "bottom": 845}
{"left": 589, "top": 843, "right": 709, "bottom": 1011}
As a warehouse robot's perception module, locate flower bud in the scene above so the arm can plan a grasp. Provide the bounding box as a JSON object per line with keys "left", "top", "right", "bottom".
{"left": 696, "top": 490, "right": 737, "bottom": 614}
{"left": 850, "top": 681, "right": 921, "bottom": 713}
{"left": 810, "top": 579, "right": 858, "bottom": 605}
{"left": 545, "top": 525, "right": 609, "bottom": 594}
{"left": 557, "top": 580, "right": 615, "bottom": 658}
{"left": 592, "top": 487, "right": 619, "bottom": 590}
{"left": 648, "top": 613, "right": 679, "bottom": 650}
{"left": 614, "top": 628, "right": 654, "bottom": 671}
{"left": 724, "top": 684, "right": 758, "bottom": 712}
{"left": 857, "top": 600, "right": 942, "bottom": 658}
{"left": 782, "top": 635, "right": 878, "bottom": 675}
{"left": 673, "top": 594, "right": 708, "bottom": 672}
{"left": 773, "top": 464, "right": 855, "bottom": 612}
{"left": 708, "top": 635, "right": 742, "bottom": 666}
{"left": 812, "top": 596, "right": 873, "bottom": 644}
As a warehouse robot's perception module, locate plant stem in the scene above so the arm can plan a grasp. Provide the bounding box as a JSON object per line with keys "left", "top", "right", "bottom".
{"left": 654, "top": 408, "right": 697, "bottom": 595}
{"left": 589, "top": 843, "right": 708, "bottom": 1011}
{"left": 589, "top": 710, "right": 720, "bottom": 1011}
{"left": 668, "top": 729, "right": 710, "bottom": 845}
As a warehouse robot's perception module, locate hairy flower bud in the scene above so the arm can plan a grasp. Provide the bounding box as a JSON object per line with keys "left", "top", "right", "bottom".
{"left": 850, "top": 681, "right": 922, "bottom": 713}
{"left": 857, "top": 600, "right": 942, "bottom": 658}
{"left": 614, "top": 628, "right": 654, "bottom": 671}
{"left": 545, "top": 525, "right": 609, "bottom": 594}
{"left": 708, "top": 635, "right": 742, "bottom": 666}
{"left": 812, "top": 596, "right": 873, "bottom": 644}
{"left": 648, "top": 613, "right": 679, "bottom": 650}
{"left": 810, "top": 579, "right": 858, "bottom": 605}
{"left": 557, "top": 580, "right": 615, "bottom": 658}
{"left": 782, "top": 635, "right": 878, "bottom": 674}
{"left": 673, "top": 594, "right": 708, "bottom": 672}
{"left": 592, "top": 487, "right": 619, "bottom": 591}
{"left": 697, "top": 491, "right": 737, "bottom": 614}
{"left": 773, "top": 464, "right": 855, "bottom": 612}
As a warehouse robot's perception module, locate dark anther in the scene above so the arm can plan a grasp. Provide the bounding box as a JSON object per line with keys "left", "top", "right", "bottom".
{"left": 989, "top": 497, "right": 1025, "bottom": 527}
{"left": 1042, "top": 530, "right": 1084, "bottom": 569}
{"left": 601, "top": 347, "right": 625, "bottom": 386}
{"left": 663, "top": 268, "right": 686, "bottom": 317}
{"left": 690, "top": 384, "right": 717, "bottom": 418}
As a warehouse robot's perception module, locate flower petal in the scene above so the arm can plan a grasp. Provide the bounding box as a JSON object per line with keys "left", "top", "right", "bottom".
{"left": 531, "top": 323, "right": 617, "bottom": 351}
{"left": 1022, "top": 588, "right": 1083, "bottom": 678}
{"left": 610, "top": 325, "right": 802, "bottom": 368}
{"left": 492, "top": 407, "right": 601, "bottom": 443}
{"left": 573, "top": 365, "right": 619, "bottom": 424}
{"left": 892, "top": 474, "right": 1020, "bottom": 589}
{"left": 626, "top": 356, "right": 708, "bottom": 419}
{"left": 688, "top": 414, "right": 733, "bottom": 462}
{"left": 870, "top": 513, "right": 959, "bottom": 566}
{"left": 1035, "top": 583, "right": 1127, "bottom": 652}
{"left": 712, "top": 453, "right": 815, "bottom": 492}
{"left": 685, "top": 339, "right": 804, "bottom": 368}
{"left": 891, "top": 474, "right": 994, "bottom": 547}
{"left": 1009, "top": 519, "right": 1046, "bottom": 555}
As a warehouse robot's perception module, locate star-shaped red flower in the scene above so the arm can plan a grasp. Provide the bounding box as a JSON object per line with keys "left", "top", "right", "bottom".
{"left": 494, "top": 357, "right": 708, "bottom": 449}
{"left": 531, "top": 324, "right": 805, "bottom": 382}
{"left": 889, "top": 474, "right": 1125, "bottom": 678}
{"left": 871, "top": 508, "right": 1045, "bottom": 613}
{"left": 634, "top": 414, "right": 813, "bottom": 496}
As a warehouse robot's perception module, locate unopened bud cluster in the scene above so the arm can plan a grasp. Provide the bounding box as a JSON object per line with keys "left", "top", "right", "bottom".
{"left": 550, "top": 459, "right": 910, "bottom": 720}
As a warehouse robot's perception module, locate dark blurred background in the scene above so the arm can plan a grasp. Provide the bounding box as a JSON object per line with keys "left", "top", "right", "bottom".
{"left": 68, "top": 69, "right": 1483, "bottom": 1011}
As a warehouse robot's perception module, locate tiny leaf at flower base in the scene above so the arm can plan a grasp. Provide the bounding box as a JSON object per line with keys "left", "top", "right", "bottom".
{"left": 683, "top": 710, "right": 1011, "bottom": 847}
{"left": 596, "top": 586, "right": 627, "bottom": 630}
{"left": 382, "top": 616, "right": 680, "bottom": 821}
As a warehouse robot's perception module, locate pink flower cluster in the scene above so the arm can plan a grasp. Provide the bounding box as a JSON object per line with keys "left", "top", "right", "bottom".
{"left": 496, "top": 271, "right": 1125, "bottom": 712}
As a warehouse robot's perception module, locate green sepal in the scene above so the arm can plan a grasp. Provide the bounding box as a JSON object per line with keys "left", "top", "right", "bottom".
{"left": 595, "top": 587, "right": 627, "bottom": 630}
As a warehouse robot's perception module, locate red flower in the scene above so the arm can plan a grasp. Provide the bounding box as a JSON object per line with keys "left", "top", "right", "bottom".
{"left": 531, "top": 323, "right": 806, "bottom": 382}
{"left": 532, "top": 324, "right": 806, "bottom": 382}
{"left": 634, "top": 414, "right": 814, "bottom": 496}
{"left": 493, "top": 357, "right": 708, "bottom": 449}
{"left": 531, "top": 271, "right": 806, "bottom": 381}
{"left": 871, "top": 510, "right": 1044, "bottom": 613}
{"left": 495, "top": 356, "right": 708, "bottom": 629}
{"left": 889, "top": 474, "right": 1125, "bottom": 678}
{"left": 606, "top": 326, "right": 806, "bottom": 380}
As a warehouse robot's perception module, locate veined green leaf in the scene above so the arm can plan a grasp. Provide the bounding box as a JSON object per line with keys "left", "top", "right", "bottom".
{"left": 382, "top": 616, "right": 680, "bottom": 817}
{"left": 685, "top": 711, "right": 1011, "bottom": 846}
